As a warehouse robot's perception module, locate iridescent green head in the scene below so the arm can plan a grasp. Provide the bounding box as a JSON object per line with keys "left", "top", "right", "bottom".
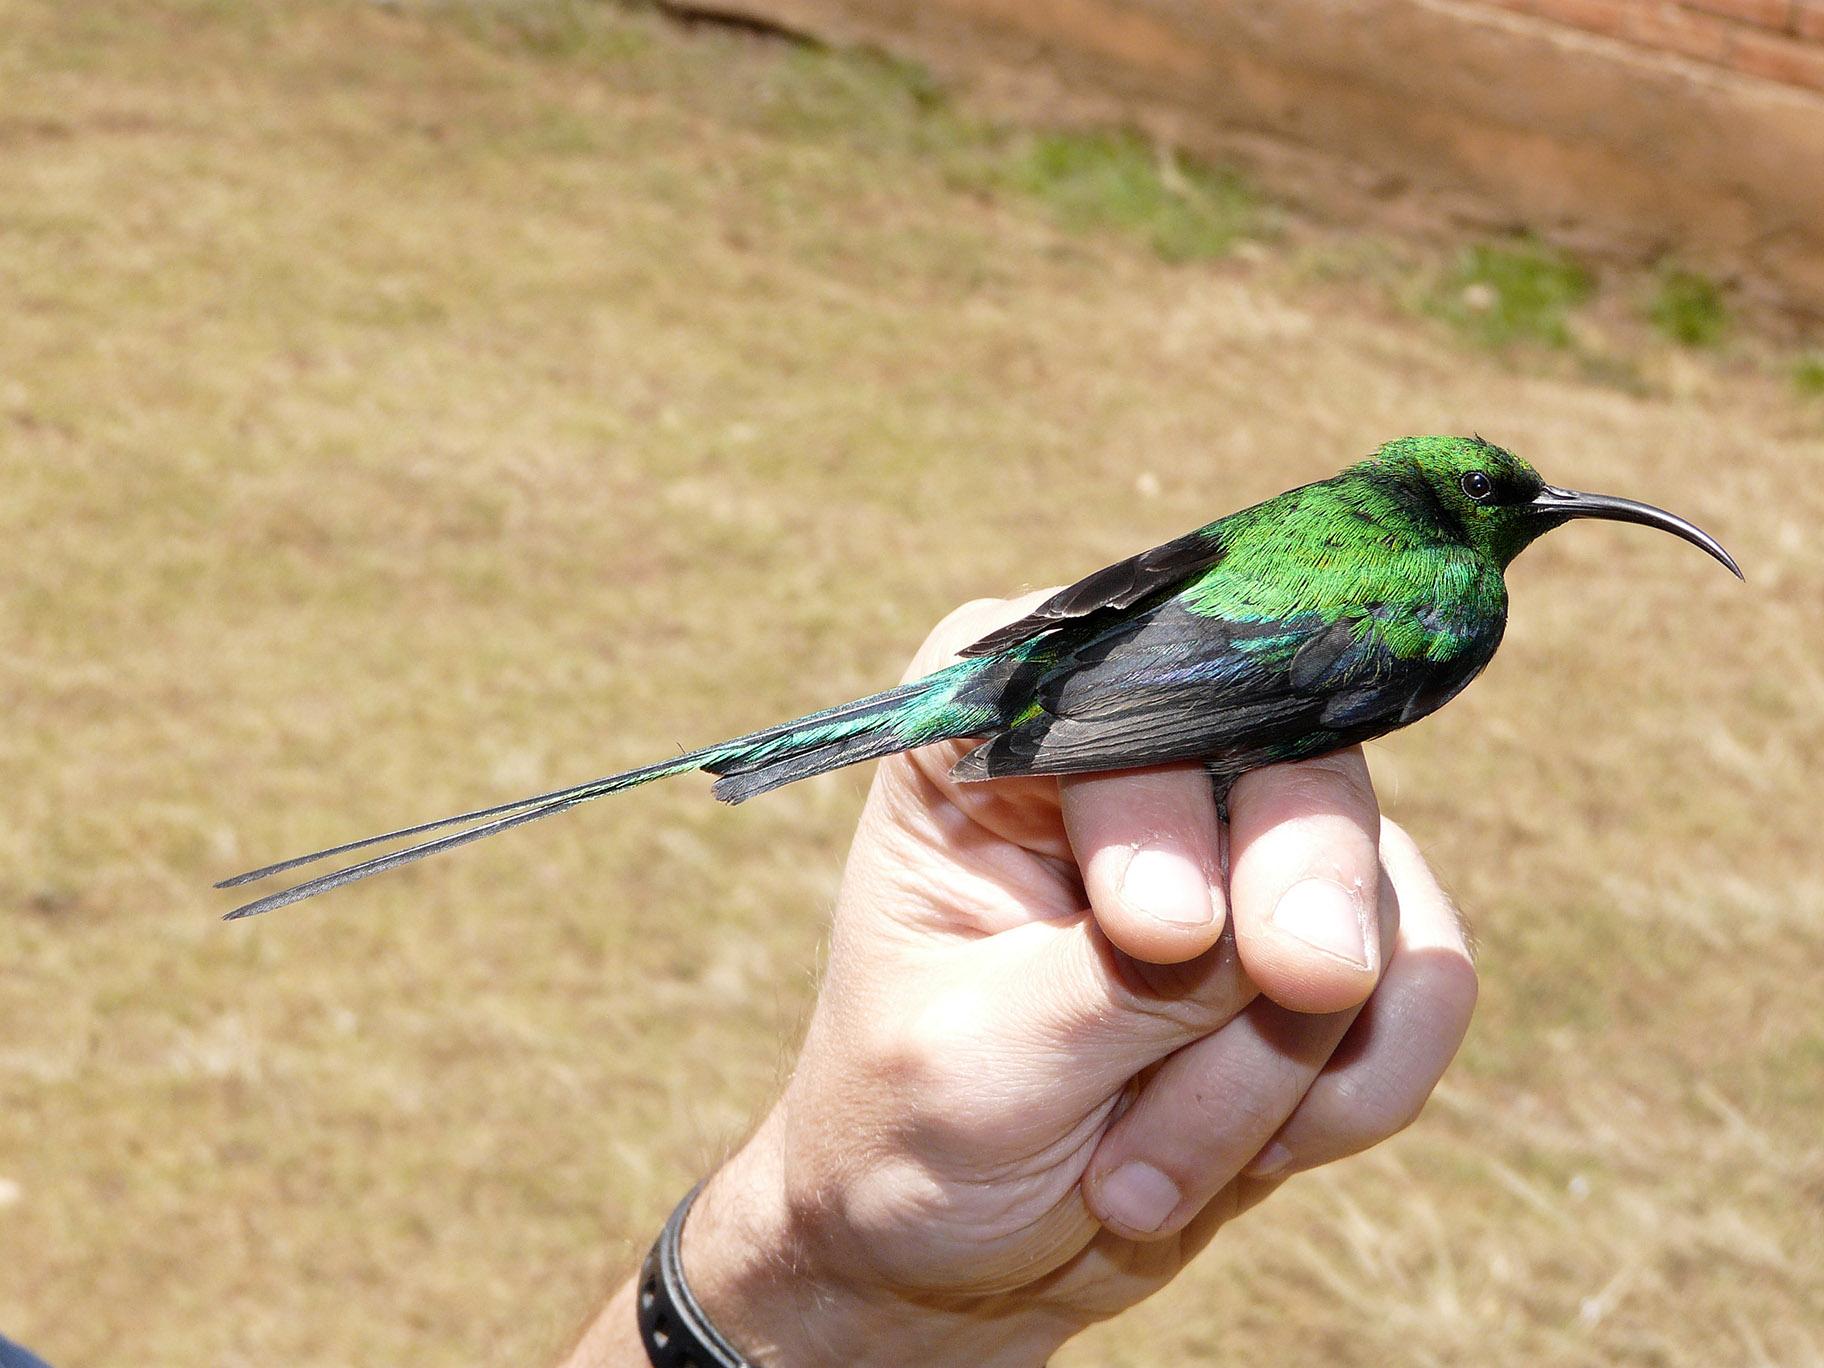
{"left": 1372, "top": 434, "right": 1742, "bottom": 576}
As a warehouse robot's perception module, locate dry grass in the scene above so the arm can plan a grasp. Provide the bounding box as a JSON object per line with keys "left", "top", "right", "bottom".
{"left": 1, "top": 1, "right": 1820, "bottom": 1363}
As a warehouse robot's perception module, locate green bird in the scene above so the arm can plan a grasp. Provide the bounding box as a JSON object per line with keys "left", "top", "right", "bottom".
{"left": 219, "top": 435, "right": 1739, "bottom": 920}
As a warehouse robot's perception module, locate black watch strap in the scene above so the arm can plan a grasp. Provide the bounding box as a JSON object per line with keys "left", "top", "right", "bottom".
{"left": 637, "top": 1182, "right": 757, "bottom": 1368}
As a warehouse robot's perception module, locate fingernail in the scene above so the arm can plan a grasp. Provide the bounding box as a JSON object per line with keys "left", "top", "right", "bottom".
{"left": 1098, "top": 1161, "right": 1181, "bottom": 1234}
{"left": 1246, "top": 1141, "right": 1294, "bottom": 1178}
{"left": 1271, "top": 878, "right": 1371, "bottom": 969}
{"left": 1121, "top": 847, "right": 1214, "bottom": 927}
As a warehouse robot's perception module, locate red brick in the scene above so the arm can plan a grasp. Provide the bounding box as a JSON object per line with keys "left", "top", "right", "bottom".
{"left": 1728, "top": 25, "right": 1824, "bottom": 84}
{"left": 1616, "top": 2, "right": 1734, "bottom": 60}
{"left": 1676, "top": 0, "right": 1791, "bottom": 30}
{"left": 1478, "top": 0, "right": 1633, "bottom": 40}
{"left": 1480, "top": 0, "right": 1758, "bottom": 63}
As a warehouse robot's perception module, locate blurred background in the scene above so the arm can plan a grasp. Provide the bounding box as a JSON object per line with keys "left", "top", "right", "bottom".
{"left": 2, "top": 0, "right": 1821, "bottom": 1363}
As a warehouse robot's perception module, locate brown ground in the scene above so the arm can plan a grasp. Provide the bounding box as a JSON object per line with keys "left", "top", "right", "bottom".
{"left": 1, "top": 2, "right": 1820, "bottom": 1364}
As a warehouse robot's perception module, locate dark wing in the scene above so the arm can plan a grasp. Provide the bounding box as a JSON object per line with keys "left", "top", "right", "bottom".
{"left": 958, "top": 526, "right": 1223, "bottom": 658}
{"left": 951, "top": 596, "right": 1499, "bottom": 782}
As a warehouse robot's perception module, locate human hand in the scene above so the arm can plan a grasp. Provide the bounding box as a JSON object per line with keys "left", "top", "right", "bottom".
{"left": 573, "top": 595, "right": 1477, "bottom": 1367}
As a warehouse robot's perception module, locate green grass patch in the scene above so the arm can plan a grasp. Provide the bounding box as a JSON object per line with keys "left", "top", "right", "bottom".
{"left": 749, "top": 47, "right": 1266, "bottom": 264}
{"left": 1649, "top": 267, "right": 1728, "bottom": 347}
{"left": 1004, "top": 129, "right": 1263, "bottom": 263}
{"left": 758, "top": 44, "right": 954, "bottom": 147}
{"left": 1793, "top": 352, "right": 1824, "bottom": 397}
{"left": 1425, "top": 239, "right": 1594, "bottom": 348}
{"left": 455, "top": 0, "right": 654, "bottom": 59}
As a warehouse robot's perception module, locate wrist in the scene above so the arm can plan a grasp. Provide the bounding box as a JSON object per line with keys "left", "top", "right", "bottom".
{"left": 680, "top": 1112, "right": 1078, "bottom": 1368}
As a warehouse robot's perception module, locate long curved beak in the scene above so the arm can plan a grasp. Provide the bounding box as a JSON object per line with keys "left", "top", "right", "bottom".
{"left": 1530, "top": 485, "right": 1743, "bottom": 579}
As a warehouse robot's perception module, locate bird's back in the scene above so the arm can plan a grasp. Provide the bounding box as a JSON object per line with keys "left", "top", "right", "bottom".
{"left": 1183, "top": 467, "right": 1506, "bottom": 628}
{"left": 953, "top": 470, "right": 1509, "bottom": 785}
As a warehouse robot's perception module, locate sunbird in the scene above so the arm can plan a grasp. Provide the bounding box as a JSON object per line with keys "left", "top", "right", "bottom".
{"left": 220, "top": 435, "right": 1740, "bottom": 919}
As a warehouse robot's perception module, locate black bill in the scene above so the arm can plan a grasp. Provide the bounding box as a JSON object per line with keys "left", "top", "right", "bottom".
{"left": 1530, "top": 485, "right": 1743, "bottom": 579}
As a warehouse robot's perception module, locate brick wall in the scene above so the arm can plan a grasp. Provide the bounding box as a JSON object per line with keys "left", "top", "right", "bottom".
{"left": 680, "top": 0, "right": 1824, "bottom": 313}
{"left": 1476, "top": 0, "right": 1824, "bottom": 90}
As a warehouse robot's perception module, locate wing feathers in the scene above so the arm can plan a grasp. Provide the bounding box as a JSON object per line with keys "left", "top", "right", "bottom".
{"left": 958, "top": 528, "right": 1221, "bottom": 658}
{"left": 1287, "top": 618, "right": 1359, "bottom": 692}
{"left": 952, "top": 594, "right": 1496, "bottom": 784}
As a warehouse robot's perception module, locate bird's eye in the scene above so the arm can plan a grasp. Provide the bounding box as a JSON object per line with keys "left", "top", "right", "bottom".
{"left": 1460, "top": 471, "right": 1495, "bottom": 502}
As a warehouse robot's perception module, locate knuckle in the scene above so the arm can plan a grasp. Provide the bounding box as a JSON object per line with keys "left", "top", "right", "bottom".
{"left": 1234, "top": 757, "right": 1380, "bottom": 850}
{"left": 1285, "top": 751, "right": 1377, "bottom": 813}
{"left": 1120, "top": 987, "right": 1221, "bottom": 1040}
{"left": 1331, "top": 1073, "right": 1427, "bottom": 1143}
{"left": 929, "top": 597, "right": 1010, "bottom": 648}
{"left": 1199, "top": 1070, "right": 1309, "bottom": 1139}
{"left": 1377, "top": 814, "right": 1419, "bottom": 861}
{"left": 943, "top": 596, "right": 1009, "bottom": 630}
{"left": 1097, "top": 935, "right": 1234, "bottom": 1037}
{"left": 904, "top": 599, "right": 1005, "bottom": 675}
{"left": 870, "top": 988, "right": 996, "bottom": 1103}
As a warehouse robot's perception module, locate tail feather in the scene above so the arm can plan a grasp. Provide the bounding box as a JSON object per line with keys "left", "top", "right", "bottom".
{"left": 214, "top": 753, "right": 708, "bottom": 891}
{"left": 225, "top": 793, "right": 591, "bottom": 920}
{"left": 218, "top": 657, "right": 1009, "bottom": 919}
{"left": 709, "top": 728, "right": 931, "bottom": 804}
{"left": 219, "top": 752, "right": 710, "bottom": 920}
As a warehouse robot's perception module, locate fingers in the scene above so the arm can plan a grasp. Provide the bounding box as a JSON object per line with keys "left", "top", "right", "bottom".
{"left": 1058, "top": 766, "right": 1229, "bottom": 964}
{"left": 1228, "top": 747, "right": 1384, "bottom": 1014}
{"left": 1078, "top": 873, "right": 1396, "bottom": 1239}
{"left": 1080, "top": 820, "right": 1475, "bottom": 1242}
{"left": 1084, "top": 997, "right": 1358, "bottom": 1238}
{"left": 1240, "top": 819, "right": 1477, "bottom": 1180}
{"left": 910, "top": 911, "right": 1260, "bottom": 1121}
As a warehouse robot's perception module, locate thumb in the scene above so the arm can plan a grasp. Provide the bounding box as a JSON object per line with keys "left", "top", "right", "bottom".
{"left": 949, "top": 912, "right": 1261, "bottom": 1116}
